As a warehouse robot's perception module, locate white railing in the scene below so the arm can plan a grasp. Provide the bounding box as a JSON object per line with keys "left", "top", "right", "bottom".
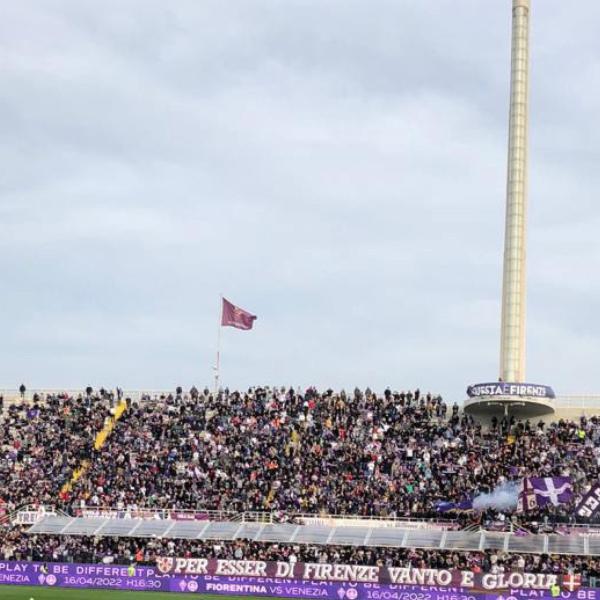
{"left": 236, "top": 511, "right": 457, "bottom": 529}
{"left": 64, "top": 507, "right": 459, "bottom": 529}
{"left": 3, "top": 388, "right": 600, "bottom": 408}
{"left": 5, "top": 505, "right": 64, "bottom": 525}
{"left": 73, "top": 507, "right": 237, "bottom": 521}
{"left": 294, "top": 514, "right": 457, "bottom": 529}
{"left": 556, "top": 396, "right": 600, "bottom": 409}
{"left": 13, "top": 509, "right": 57, "bottom": 525}
{"left": 0, "top": 389, "right": 171, "bottom": 404}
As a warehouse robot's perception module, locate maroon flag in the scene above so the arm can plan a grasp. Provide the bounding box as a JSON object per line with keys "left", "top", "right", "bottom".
{"left": 221, "top": 298, "right": 257, "bottom": 330}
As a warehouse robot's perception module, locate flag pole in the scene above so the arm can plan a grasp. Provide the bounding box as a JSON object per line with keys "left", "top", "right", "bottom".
{"left": 214, "top": 294, "right": 222, "bottom": 395}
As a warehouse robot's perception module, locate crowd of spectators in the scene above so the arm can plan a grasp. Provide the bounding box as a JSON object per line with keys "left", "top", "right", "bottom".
{"left": 57, "top": 386, "right": 455, "bottom": 514}
{"left": 2, "top": 386, "right": 600, "bottom": 521}
{"left": 0, "top": 392, "right": 116, "bottom": 512}
{"left": 48, "top": 386, "right": 600, "bottom": 523}
{"left": 2, "top": 385, "right": 600, "bottom": 583}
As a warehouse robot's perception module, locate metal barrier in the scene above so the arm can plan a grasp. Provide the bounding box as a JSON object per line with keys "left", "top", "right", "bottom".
{"left": 12, "top": 509, "right": 58, "bottom": 525}
{"left": 4, "top": 505, "right": 66, "bottom": 526}
{"left": 555, "top": 396, "right": 600, "bottom": 409}
{"left": 274, "top": 513, "right": 458, "bottom": 530}
{"left": 73, "top": 507, "right": 238, "bottom": 521}
{"left": 0, "top": 389, "right": 152, "bottom": 403}
{"left": 60, "top": 507, "right": 456, "bottom": 529}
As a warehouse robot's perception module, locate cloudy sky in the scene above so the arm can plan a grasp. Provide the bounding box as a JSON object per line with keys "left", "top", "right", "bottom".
{"left": 1, "top": 0, "right": 599, "bottom": 400}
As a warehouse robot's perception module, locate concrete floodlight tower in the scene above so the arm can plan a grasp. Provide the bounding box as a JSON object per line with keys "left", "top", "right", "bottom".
{"left": 500, "top": 0, "right": 530, "bottom": 384}
{"left": 465, "top": 0, "right": 555, "bottom": 419}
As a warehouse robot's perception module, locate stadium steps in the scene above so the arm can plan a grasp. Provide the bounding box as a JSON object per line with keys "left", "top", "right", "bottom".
{"left": 60, "top": 399, "right": 128, "bottom": 495}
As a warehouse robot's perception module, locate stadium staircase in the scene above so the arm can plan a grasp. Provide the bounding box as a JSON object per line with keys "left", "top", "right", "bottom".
{"left": 60, "top": 398, "right": 128, "bottom": 496}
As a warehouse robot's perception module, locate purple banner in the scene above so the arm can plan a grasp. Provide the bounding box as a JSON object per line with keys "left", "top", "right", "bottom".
{"left": 466, "top": 382, "right": 555, "bottom": 400}
{"left": 170, "top": 512, "right": 211, "bottom": 521}
{"left": 576, "top": 483, "right": 600, "bottom": 519}
{"left": 0, "top": 561, "right": 593, "bottom": 600}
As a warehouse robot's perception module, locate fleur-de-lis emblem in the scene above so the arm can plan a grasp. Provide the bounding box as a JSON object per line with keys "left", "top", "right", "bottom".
{"left": 156, "top": 556, "right": 174, "bottom": 574}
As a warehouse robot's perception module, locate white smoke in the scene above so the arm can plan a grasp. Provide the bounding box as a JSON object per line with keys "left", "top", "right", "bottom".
{"left": 472, "top": 480, "right": 521, "bottom": 511}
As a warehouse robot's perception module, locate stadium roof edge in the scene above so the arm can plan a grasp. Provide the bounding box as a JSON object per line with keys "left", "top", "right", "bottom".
{"left": 26, "top": 516, "right": 600, "bottom": 557}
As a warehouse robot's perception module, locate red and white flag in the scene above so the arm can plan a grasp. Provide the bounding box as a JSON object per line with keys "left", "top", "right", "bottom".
{"left": 562, "top": 574, "right": 581, "bottom": 592}
{"left": 221, "top": 298, "right": 257, "bottom": 330}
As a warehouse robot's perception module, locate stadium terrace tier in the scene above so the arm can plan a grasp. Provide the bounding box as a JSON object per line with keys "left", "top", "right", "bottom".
{"left": 1, "top": 387, "right": 599, "bottom": 521}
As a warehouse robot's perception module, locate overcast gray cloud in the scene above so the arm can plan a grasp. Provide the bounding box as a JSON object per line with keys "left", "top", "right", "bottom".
{"left": 1, "top": 0, "right": 599, "bottom": 400}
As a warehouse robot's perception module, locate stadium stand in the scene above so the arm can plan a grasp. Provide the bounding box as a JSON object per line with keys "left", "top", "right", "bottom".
{"left": 0, "top": 392, "right": 116, "bottom": 511}
{"left": 53, "top": 386, "right": 597, "bottom": 524}
{"left": 2, "top": 386, "right": 600, "bottom": 584}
